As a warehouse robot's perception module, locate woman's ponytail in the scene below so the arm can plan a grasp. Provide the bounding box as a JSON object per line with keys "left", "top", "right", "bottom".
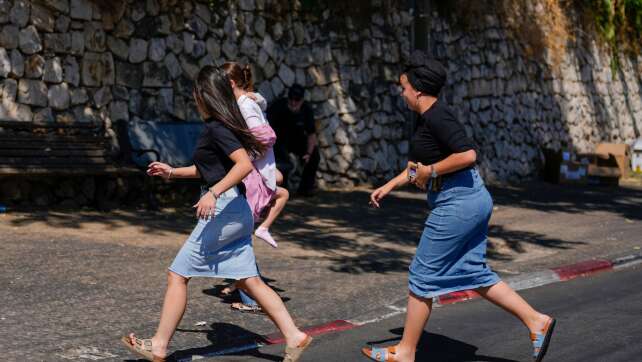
{"left": 242, "top": 64, "right": 254, "bottom": 92}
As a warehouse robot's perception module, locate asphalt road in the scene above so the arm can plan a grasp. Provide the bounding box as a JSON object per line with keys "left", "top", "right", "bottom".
{"left": 1, "top": 181, "right": 640, "bottom": 361}
{"left": 225, "top": 263, "right": 642, "bottom": 361}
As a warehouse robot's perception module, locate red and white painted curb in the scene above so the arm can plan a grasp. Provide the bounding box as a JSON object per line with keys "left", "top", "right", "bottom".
{"left": 350, "top": 253, "right": 642, "bottom": 324}
{"left": 177, "top": 253, "right": 641, "bottom": 361}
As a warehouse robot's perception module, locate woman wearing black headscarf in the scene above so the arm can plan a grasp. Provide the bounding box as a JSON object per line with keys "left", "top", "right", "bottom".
{"left": 362, "top": 59, "right": 555, "bottom": 362}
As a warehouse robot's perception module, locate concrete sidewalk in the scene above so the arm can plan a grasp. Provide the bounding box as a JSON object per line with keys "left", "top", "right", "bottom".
{"left": 1, "top": 180, "right": 641, "bottom": 360}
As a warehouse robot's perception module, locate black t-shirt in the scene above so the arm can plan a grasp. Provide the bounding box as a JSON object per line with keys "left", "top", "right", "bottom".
{"left": 408, "top": 101, "right": 476, "bottom": 165}
{"left": 193, "top": 119, "right": 243, "bottom": 187}
{"left": 267, "top": 98, "right": 316, "bottom": 156}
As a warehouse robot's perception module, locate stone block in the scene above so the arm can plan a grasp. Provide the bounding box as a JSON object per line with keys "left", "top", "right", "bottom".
{"left": 142, "top": 61, "right": 171, "bottom": 87}
{"left": 30, "top": 3, "right": 55, "bottom": 32}
{"left": 19, "top": 25, "right": 42, "bottom": 54}
{"left": 70, "top": 0, "right": 92, "bottom": 20}
{"left": 43, "top": 33, "right": 71, "bottom": 53}
{"left": 43, "top": 57, "right": 63, "bottom": 83}
{"left": 129, "top": 38, "right": 148, "bottom": 63}
{"left": 84, "top": 21, "right": 106, "bottom": 52}
{"left": 9, "top": 49, "right": 23, "bottom": 77}
{"left": 81, "top": 52, "right": 114, "bottom": 86}
{"left": 18, "top": 79, "right": 48, "bottom": 106}
{"left": 10, "top": 0, "right": 30, "bottom": 27}
{"left": 48, "top": 83, "right": 70, "bottom": 110}
{"left": 0, "top": 25, "right": 19, "bottom": 49}
{"left": 115, "top": 60, "right": 143, "bottom": 88}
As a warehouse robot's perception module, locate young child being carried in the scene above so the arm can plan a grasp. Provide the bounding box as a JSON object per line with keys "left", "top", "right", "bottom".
{"left": 223, "top": 62, "right": 289, "bottom": 248}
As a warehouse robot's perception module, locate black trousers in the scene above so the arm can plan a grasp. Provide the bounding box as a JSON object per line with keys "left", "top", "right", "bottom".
{"left": 297, "top": 147, "right": 320, "bottom": 194}
{"left": 277, "top": 147, "right": 320, "bottom": 194}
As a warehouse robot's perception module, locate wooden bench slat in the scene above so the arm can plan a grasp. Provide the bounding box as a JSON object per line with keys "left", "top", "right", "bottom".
{"left": 0, "top": 142, "right": 107, "bottom": 150}
{"left": 0, "top": 120, "right": 102, "bottom": 129}
{"left": 0, "top": 157, "right": 111, "bottom": 165}
{"left": 0, "top": 149, "right": 108, "bottom": 157}
{"left": 0, "top": 136, "right": 108, "bottom": 144}
{"left": 0, "top": 165, "right": 140, "bottom": 175}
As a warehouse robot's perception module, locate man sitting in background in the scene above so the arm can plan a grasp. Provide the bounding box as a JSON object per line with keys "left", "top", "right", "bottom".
{"left": 267, "top": 84, "right": 319, "bottom": 196}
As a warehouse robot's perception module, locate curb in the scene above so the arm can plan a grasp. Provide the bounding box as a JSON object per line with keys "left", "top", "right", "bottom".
{"left": 176, "top": 253, "right": 641, "bottom": 361}
{"left": 431, "top": 253, "right": 641, "bottom": 307}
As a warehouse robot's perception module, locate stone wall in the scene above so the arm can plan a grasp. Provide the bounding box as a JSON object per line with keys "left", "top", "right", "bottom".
{"left": 0, "top": 0, "right": 414, "bottom": 191}
{"left": 2, "top": 0, "right": 642, "bottom": 192}
{"left": 421, "top": 4, "right": 642, "bottom": 183}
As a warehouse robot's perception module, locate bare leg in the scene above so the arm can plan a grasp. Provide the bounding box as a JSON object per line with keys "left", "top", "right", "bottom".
{"left": 238, "top": 276, "right": 307, "bottom": 348}
{"left": 258, "top": 187, "right": 289, "bottom": 230}
{"left": 275, "top": 169, "right": 284, "bottom": 186}
{"left": 476, "top": 281, "right": 550, "bottom": 333}
{"left": 390, "top": 292, "right": 432, "bottom": 362}
{"left": 130, "top": 271, "right": 189, "bottom": 358}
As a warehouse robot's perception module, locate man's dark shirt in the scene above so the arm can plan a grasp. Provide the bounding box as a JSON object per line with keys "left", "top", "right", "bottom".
{"left": 267, "top": 98, "right": 316, "bottom": 157}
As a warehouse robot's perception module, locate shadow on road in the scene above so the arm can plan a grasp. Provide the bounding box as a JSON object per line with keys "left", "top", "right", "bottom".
{"left": 6, "top": 181, "right": 641, "bottom": 276}
{"left": 171, "top": 322, "right": 281, "bottom": 361}
{"left": 367, "top": 327, "right": 520, "bottom": 362}
{"left": 202, "top": 276, "right": 290, "bottom": 305}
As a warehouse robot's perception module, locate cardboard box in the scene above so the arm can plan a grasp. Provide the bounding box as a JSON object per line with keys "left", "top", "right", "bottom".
{"left": 577, "top": 152, "right": 621, "bottom": 186}
{"left": 595, "top": 143, "right": 630, "bottom": 176}
{"left": 547, "top": 148, "right": 622, "bottom": 185}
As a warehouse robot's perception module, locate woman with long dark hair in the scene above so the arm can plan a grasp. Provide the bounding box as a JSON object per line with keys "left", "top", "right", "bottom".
{"left": 121, "top": 65, "right": 312, "bottom": 362}
{"left": 361, "top": 59, "right": 555, "bottom": 362}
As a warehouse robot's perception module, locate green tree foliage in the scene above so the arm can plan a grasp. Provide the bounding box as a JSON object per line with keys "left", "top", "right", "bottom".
{"left": 587, "top": 0, "right": 642, "bottom": 68}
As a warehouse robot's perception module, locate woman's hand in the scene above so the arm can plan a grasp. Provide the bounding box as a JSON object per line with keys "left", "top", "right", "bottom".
{"left": 147, "top": 162, "right": 173, "bottom": 180}
{"left": 193, "top": 192, "right": 217, "bottom": 219}
{"left": 369, "top": 184, "right": 393, "bottom": 208}
{"left": 411, "top": 162, "right": 431, "bottom": 191}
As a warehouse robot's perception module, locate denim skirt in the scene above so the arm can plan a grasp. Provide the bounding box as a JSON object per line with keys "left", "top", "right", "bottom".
{"left": 169, "top": 186, "right": 259, "bottom": 279}
{"left": 408, "top": 168, "right": 500, "bottom": 298}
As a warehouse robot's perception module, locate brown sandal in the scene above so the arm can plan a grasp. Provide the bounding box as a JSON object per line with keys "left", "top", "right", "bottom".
{"left": 361, "top": 345, "right": 398, "bottom": 361}
{"left": 283, "top": 334, "right": 313, "bottom": 362}
{"left": 120, "top": 335, "right": 166, "bottom": 362}
{"left": 231, "top": 302, "right": 264, "bottom": 314}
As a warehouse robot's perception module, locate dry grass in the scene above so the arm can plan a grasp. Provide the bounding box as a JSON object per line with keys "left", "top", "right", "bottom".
{"left": 499, "top": 0, "right": 573, "bottom": 70}
{"left": 436, "top": 0, "right": 576, "bottom": 71}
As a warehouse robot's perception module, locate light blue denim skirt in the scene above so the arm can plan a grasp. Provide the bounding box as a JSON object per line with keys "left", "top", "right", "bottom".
{"left": 409, "top": 168, "right": 500, "bottom": 298}
{"left": 169, "top": 186, "right": 259, "bottom": 279}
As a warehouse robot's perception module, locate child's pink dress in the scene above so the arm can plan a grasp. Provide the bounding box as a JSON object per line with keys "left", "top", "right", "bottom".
{"left": 237, "top": 94, "right": 277, "bottom": 222}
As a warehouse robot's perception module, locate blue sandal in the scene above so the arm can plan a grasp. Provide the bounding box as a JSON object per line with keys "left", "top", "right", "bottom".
{"left": 361, "top": 345, "right": 397, "bottom": 362}
{"left": 531, "top": 317, "right": 556, "bottom": 361}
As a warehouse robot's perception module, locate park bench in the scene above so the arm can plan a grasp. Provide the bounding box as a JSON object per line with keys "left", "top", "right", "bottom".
{"left": 0, "top": 120, "right": 141, "bottom": 209}
{"left": 0, "top": 120, "right": 138, "bottom": 176}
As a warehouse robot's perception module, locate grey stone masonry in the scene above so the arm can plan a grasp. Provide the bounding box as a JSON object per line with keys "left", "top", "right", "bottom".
{"left": 421, "top": 10, "right": 642, "bottom": 183}
{"left": 19, "top": 25, "right": 42, "bottom": 54}
{"left": 18, "top": 79, "right": 47, "bottom": 107}
{"left": 1, "top": 0, "right": 639, "bottom": 186}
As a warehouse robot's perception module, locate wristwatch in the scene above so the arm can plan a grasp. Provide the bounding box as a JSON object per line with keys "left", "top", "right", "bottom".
{"left": 209, "top": 188, "right": 220, "bottom": 200}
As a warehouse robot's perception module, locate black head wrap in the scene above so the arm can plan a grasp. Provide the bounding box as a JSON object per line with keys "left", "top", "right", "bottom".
{"left": 404, "top": 57, "right": 447, "bottom": 97}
